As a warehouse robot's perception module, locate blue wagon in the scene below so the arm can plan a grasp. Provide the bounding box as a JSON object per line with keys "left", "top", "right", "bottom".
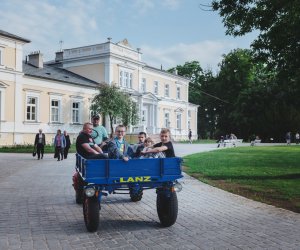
{"left": 73, "top": 154, "right": 183, "bottom": 232}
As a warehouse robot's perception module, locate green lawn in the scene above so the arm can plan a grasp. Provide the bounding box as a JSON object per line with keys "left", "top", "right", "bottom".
{"left": 183, "top": 146, "right": 300, "bottom": 212}
{"left": 0, "top": 144, "right": 77, "bottom": 153}
{"left": 178, "top": 139, "right": 217, "bottom": 144}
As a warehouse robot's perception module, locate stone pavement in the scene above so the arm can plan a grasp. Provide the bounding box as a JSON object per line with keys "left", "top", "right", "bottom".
{"left": 0, "top": 145, "right": 299, "bottom": 250}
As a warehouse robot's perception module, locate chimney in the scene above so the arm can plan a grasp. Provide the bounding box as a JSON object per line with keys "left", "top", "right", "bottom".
{"left": 55, "top": 51, "right": 63, "bottom": 62}
{"left": 28, "top": 51, "right": 43, "bottom": 68}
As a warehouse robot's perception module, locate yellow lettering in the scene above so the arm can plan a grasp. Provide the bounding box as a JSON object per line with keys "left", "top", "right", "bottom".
{"left": 127, "top": 177, "right": 134, "bottom": 182}
{"left": 135, "top": 177, "right": 143, "bottom": 182}
{"left": 144, "top": 176, "right": 151, "bottom": 182}
{"left": 119, "top": 176, "right": 152, "bottom": 183}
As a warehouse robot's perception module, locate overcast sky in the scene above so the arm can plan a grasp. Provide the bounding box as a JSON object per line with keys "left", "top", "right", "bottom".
{"left": 0, "top": 0, "right": 257, "bottom": 73}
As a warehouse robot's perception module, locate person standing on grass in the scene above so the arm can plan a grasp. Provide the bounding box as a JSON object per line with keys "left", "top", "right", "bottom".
{"left": 63, "top": 130, "right": 71, "bottom": 159}
{"left": 295, "top": 132, "right": 300, "bottom": 145}
{"left": 286, "top": 131, "right": 291, "bottom": 145}
{"left": 34, "top": 129, "right": 46, "bottom": 160}
{"left": 54, "top": 129, "right": 66, "bottom": 161}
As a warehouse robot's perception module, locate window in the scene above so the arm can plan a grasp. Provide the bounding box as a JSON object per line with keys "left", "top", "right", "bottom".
{"left": 176, "top": 87, "right": 181, "bottom": 99}
{"left": 164, "top": 84, "right": 169, "bottom": 97}
{"left": 188, "top": 120, "right": 191, "bottom": 130}
{"left": 72, "top": 102, "right": 80, "bottom": 123}
{"left": 141, "top": 78, "right": 146, "bottom": 92}
{"left": 176, "top": 113, "right": 181, "bottom": 129}
{"left": 164, "top": 112, "right": 170, "bottom": 128}
{"left": 188, "top": 110, "right": 191, "bottom": 118}
{"left": 120, "top": 70, "right": 133, "bottom": 88}
{"left": 119, "top": 71, "right": 123, "bottom": 87}
{"left": 26, "top": 97, "right": 37, "bottom": 121}
{"left": 129, "top": 73, "right": 132, "bottom": 88}
{"left": 51, "top": 100, "right": 60, "bottom": 122}
{"left": 154, "top": 81, "right": 158, "bottom": 95}
{"left": 0, "top": 47, "right": 4, "bottom": 66}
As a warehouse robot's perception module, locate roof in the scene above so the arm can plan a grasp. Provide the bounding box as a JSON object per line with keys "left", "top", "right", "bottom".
{"left": 144, "top": 65, "right": 190, "bottom": 81}
{"left": 0, "top": 30, "right": 31, "bottom": 43}
{"left": 23, "top": 62, "right": 99, "bottom": 87}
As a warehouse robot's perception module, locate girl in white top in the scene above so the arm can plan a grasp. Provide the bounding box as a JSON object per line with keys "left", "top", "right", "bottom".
{"left": 140, "top": 137, "right": 165, "bottom": 159}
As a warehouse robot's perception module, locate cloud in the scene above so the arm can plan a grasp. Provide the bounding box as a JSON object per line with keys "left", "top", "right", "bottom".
{"left": 161, "top": 0, "right": 181, "bottom": 9}
{"left": 133, "top": 0, "right": 155, "bottom": 15}
{"left": 141, "top": 40, "right": 237, "bottom": 73}
{"left": 0, "top": 0, "right": 106, "bottom": 60}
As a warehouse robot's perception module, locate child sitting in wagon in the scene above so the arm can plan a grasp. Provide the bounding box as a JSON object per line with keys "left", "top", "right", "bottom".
{"left": 140, "top": 128, "right": 175, "bottom": 158}
{"left": 140, "top": 137, "right": 165, "bottom": 158}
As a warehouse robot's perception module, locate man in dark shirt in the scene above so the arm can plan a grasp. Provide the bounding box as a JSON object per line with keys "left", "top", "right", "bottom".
{"left": 140, "top": 128, "right": 175, "bottom": 158}
{"left": 76, "top": 122, "right": 107, "bottom": 159}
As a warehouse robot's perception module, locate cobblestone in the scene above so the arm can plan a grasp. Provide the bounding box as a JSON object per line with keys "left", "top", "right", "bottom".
{"left": 0, "top": 149, "right": 299, "bottom": 249}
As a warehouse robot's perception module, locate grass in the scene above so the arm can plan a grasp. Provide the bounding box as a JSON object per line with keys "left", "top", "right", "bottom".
{"left": 183, "top": 146, "right": 300, "bottom": 213}
{"left": 177, "top": 139, "right": 217, "bottom": 144}
{"left": 0, "top": 144, "right": 77, "bottom": 153}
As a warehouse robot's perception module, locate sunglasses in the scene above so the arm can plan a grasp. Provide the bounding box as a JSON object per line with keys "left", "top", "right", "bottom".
{"left": 116, "top": 130, "right": 125, "bottom": 133}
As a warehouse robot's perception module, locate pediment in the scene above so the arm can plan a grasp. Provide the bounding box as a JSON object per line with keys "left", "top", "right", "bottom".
{"left": 0, "top": 80, "right": 9, "bottom": 88}
{"left": 175, "top": 107, "right": 184, "bottom": 113}
{"left": 142, "top": 92, "right": 159, "bottom": 101}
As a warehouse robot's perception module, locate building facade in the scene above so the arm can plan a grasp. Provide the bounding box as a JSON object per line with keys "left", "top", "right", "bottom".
{"left": 49, "top": 38, "right": 198, "bottom": 140}
{"left": 0, "top": 30, "right": 198, "bottom": 146}
{"left": 0, "top": 30, "right": 98, "bottom": 145}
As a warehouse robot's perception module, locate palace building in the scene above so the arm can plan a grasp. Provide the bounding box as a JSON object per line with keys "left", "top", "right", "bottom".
{"left": 0, "top": 30, "right": 198, "bottom": 145}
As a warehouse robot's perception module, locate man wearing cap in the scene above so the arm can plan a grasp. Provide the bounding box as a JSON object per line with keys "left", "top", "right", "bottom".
{"left": 91, "top": 114, "right": 109, "bottom": 148}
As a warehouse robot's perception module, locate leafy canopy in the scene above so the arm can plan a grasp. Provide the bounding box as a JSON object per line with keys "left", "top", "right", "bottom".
{"left": 212, "top": 0, "right": 300, "bottom": 77}
{"left": 90, "top": 84, "right": 139, "bottom": 136}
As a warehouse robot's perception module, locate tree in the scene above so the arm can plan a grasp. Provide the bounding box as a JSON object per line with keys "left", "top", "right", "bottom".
{"left": 90, "top": 84, "right": 139, "bottom": 137}
{"left": 169, "top": 61, "right": 223, "bottom": 139}
{"left": 212, "top": 0, "right": 300, "bottom": 79}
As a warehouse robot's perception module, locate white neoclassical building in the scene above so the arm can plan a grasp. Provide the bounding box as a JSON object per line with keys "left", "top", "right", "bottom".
{"left": 0, "top": 30, "right": 198, "bottom": 146}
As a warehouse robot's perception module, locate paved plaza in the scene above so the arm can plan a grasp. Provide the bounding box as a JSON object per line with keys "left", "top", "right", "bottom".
{"left": 0, "top": 144, "right": 299, "bottom": 249}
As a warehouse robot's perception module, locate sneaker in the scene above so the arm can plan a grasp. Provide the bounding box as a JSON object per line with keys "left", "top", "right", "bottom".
{"left": 57, "top": 159, "right": 60, "bottom": 161}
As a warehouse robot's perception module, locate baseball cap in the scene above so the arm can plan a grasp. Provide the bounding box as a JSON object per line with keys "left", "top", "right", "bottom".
{"left": 92, "top": 114, "right": 100, "bottom": 120}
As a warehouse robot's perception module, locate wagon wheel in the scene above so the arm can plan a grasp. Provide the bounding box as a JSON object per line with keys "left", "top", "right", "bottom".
{"left": 129, "top": 188, "right": 143, "bottom": 202}
{"left": 156, "top": 189, "right": 178, "bottom": 227}
{"left": 83, "top": 195, "right": 99, "bottom": 232}
{"left": 73, "top": 172, "right": 84, "bottom": 204}
{"left": 76, "top": 188, "right": 84, "bottom": 204}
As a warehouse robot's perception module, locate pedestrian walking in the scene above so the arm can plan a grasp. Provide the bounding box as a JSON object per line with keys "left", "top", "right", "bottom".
{"left": 54, "top": 129, "right": 66, "bottom": 161}
{"left": 63, "top": 130, "right": 71, "bottom": 159}
{"left": 188, "top": 129, "right": 192, "bottom": 144}
{"left": 34, "top": 129, "right": 46, "bottom": 160}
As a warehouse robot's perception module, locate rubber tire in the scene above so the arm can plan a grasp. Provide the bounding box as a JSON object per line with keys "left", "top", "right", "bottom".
{"left": 75, "top": 189, "right": 83, "bottom": 204}
{"left": 83, "top": 196, "right": 99, "bottom": 232}
{"left": 75, "top": 175, "right": 84, "bottom": 204}
{"left": 156, "top": 190, "right": 178, "bottom": 227}
{"left": 130, "top": 189, "right": 143, "bottom": 202}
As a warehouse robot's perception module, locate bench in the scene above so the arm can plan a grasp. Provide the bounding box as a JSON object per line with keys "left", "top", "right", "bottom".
{"left": 251, "top": 139, "right": 261, "bottom": 146}
{"left": 223, "top": 139, "right": 243, "bottom": 147}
